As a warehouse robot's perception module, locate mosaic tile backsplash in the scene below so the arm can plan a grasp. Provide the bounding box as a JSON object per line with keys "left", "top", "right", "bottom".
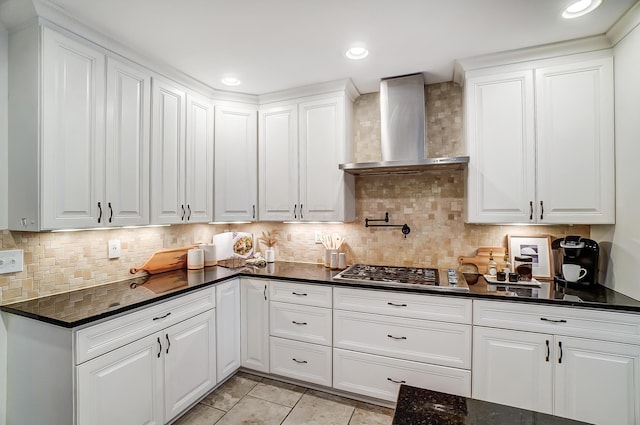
{"left": 0, "top": 82, "right": 588, "bottom": 304}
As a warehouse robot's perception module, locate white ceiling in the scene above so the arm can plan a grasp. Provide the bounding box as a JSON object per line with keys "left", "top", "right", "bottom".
{"left": 12, "top": 0, "right": 640, "bottom": 94}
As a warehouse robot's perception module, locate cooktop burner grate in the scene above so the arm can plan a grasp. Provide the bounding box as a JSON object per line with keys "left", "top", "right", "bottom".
{"left": 337, "top": 264, "right": 440, "bottom": 286}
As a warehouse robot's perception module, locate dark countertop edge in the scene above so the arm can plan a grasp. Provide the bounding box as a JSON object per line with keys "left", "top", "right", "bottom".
{"left": 2, "top": 263, "right": 639, "bottom": 328}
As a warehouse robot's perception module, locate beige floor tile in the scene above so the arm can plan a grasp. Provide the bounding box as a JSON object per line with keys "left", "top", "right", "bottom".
{"left": 282, "top": 390, "right": 356, "bottom": 425}
{"left": 214, "top": 395, "right": 291, "bottom": 425}
{"left": 200, "top": 372, "right": 263, "bottom": 411}
{"left": 172, "top": 403, "right": 225, "bottom": 425}
{"left": 248, "top": 378, "right": 307, "bottom": 407}
{"left": 349, "top": 402, "right": 395, "bottom": 425}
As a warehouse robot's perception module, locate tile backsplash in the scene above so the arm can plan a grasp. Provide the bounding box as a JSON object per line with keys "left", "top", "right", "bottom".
{"left": 0, "top": 82, "right": 588, "bottom": 304}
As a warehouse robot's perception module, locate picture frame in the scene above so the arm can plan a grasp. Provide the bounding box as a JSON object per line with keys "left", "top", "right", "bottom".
{"left": 507, "top": 235, "right": 553, "bottom": 280}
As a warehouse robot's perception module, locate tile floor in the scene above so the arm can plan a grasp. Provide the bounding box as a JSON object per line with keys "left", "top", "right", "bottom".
{"left": 174, "top": 372, "right": 395, "bottom": 425}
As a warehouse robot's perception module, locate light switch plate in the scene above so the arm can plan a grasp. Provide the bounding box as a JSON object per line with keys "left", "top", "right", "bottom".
{"left": 315, "top": 231, "right": 323, "bottom": 244}
{"left": 0, "top": 249, "right": 24, "bottom": 274}
{"left": 108, "top": 240, "right": 121, "bottom": 259}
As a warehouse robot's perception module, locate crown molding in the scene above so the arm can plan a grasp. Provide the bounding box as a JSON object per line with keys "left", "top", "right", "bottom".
{"left": 606, "top": 0, "right": 640, "bottom": 46}
{"left": 258, "top": 78, "right": 360, "bottom": 105}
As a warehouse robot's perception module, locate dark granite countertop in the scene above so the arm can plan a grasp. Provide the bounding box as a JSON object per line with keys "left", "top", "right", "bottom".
{"left": 392, "top": 384, "right": 590, "bottom": 425}
{"left": 2, "top": 261, "right": 639, "bottom": 328}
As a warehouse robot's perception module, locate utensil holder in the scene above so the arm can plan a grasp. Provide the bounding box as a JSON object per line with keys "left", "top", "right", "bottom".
{"left": 324, "top": 249, "right": 338, "bottom": 267}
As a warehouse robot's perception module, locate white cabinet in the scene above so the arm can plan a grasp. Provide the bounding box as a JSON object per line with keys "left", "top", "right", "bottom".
{"left": 464, "top": 53, "right": 614, "bottom": 224}
{"left": 258, "top": 91, "right": 355, "bottom": 222}
{"left": 216, "top": 279, "right": 241, "bottom": 382}
{"left": 78, "top": 309, "right": 216, "bottom": 425}
{"left": 240, "top": 278, "right": 270, "bottom": 373}
{"left": 214, "top": 102, "right": 258, "bottom": 222}
{"left": 151, "top": 78, "right": 214, "bottom": 224}
{"left": 332, "top": 288, "right": 472, "bottom": 401}
{"left": 472, "top": 300, "right": 640, "bottom": 425}
{"left": 8, "top": 25, "right": 151, "bottom": 230}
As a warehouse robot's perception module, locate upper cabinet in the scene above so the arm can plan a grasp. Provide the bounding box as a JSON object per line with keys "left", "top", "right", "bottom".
{"left": 464, "top": 52, "right": 614, "bottom": 224}
{"left": 259, "top": 88, "right": 356, "bottom": 222}
{"left": 214, "top": 102, "right": 258, "bottom": 222}
{"left": 8, "top": 25, "right": 151, "bottom": 230}
{"left": 150, "top": 78, "right": 214, "bottom": 224}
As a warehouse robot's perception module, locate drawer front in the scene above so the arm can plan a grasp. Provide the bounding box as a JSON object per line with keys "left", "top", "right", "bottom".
{"left": 270, "top": 301, "right": 332, "bottom": 346}
{"left": 270, "top": 337, "right": 332, "bottom": 387}
{"left": 333, "top": 348, "right": 471, "bottom": 402}
{"left": 473, "top": 300, "right": 640, "bottom": 345}
{"left": 75, "top": 288, "right": 216, "bottom": 364}
{"left": 333, "top": 287, "right": 471, "bottom": 324}
{"left": 334, "top": 309, "right": 471, "bottom": 369}
{"left": 269, "top": 281, "right": 332, "bottom": 308}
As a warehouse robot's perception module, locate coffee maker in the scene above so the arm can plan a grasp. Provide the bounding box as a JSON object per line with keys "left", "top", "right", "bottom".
{"left": 551, "top": 236, "right": 599, "bottom": 288}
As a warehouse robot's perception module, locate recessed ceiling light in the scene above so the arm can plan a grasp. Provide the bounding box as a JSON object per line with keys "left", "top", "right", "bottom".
{"left": 562, "top": 0, "right": 603, "bottom": 19}
{"left": 221, "top": 77, "right": 241, "bottom": 86}
{"left": 345, "top": 46, "right": 369, "bottom": 60}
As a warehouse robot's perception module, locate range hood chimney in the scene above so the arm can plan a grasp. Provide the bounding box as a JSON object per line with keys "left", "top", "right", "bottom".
{"left": 339, "top": 73, "right": 469, "bottom": 175}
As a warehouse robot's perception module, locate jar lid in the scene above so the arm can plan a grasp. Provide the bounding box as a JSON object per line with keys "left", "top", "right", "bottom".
{"left": 514, "top": 256, "right": 533, "bottom": 262}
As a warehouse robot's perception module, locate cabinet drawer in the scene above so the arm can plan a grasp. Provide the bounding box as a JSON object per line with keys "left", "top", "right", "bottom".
{"left": 269, "top": 281, "right": 332, "bottom": 308}
{"left": 269, "top": 337, "right": 332, "bottom": 387}
{"left": 333, "top": 348, "right": 470, "bottom": 402}
{"left": 473, "top": 300, "right": 640, "bottom": 345}
{"left": 334, "top": 309, "right": 471, "bottom": 369}
{"left": 75, "top": 288, "right": 216, "bottom": 364}
{"left": 270, "top": 301, "right": 332, "bottom": 346}
{"left": 333, "top": 287, "right": 471, "bottom": 324}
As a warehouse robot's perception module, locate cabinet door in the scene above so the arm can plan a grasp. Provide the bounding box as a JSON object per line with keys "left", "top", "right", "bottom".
{"left": 554, "top": 336, "right": 640, "bottom": 425}
{"left": 472, "top": 326, "right": 553, "bottom": 414}
{"left": 464, "top": 70, "right": 536, "bottom": 223}
{"left": 214, "top": 103, "right": 258, "bottom": 221}
{"left": 41, "top": 27, "right": 105, "bottom": 229}
{"left": 151, "top": 78, "right": 186, "bottom": 224}
{"left": 105, "top": 57, "right": 150, "bottom": 226}
{"left": 298, "top": 96, "right": 348, "bottom": 221}
{"left": 185, "top": 93, "right": 214, "bottom": 223}
{"left": 258, "top": 104, "right": 299, "bottom": 221}
{"left": 164, "top": 309, "right": 216, "bottom": 422}
{"left": 535, "top": 57, "right": 615, "bottom": 224}
{"left": 216, "top": 279, "right": 241, "bottom": 382}
{"left": 77, "top": 334, "right": 163, "bottom": 425}
{"left": 240, "top": 279, "right": 270, "bottom": 373}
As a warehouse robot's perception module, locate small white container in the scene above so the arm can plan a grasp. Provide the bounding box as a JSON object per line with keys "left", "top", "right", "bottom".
{"left": 199, "top": 244, "right": 217, "bottom": 267}
{"left": 265, "top": 248, "right": 275, "bottom": 263}
{"left": 324, "top": 249, "right": 338, "bottom": 267}
{"left": 187, "top": 248, "right": 204, "bottom": 270}
{"left": 330, "top": 252, "right": 339, "bottom": 269}
{"left": 338, "top": 253, "right": 347, "bottom": 269}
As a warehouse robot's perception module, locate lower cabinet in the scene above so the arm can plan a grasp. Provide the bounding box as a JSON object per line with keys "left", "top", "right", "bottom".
{"left": 77, "top": 309, "right": 216, "bottom": 425}
{"left": 240, "top": 278, "right": 270, "bottom": 373}
{"left": 270, "top": 336, "right": 333, "bottom": 387}
{"left": 216, "top": 279, "right": 241, "bottom": 382}
{"left": 473, "top": 300, "right": 640, "bottom": 425}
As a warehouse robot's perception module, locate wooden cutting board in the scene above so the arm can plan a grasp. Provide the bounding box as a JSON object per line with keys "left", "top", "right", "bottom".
{"left": 458, "top": 247, "right": 506, "bottom": 274}
{"left": 130, "top": 245, "right": 198, "bottom": 275}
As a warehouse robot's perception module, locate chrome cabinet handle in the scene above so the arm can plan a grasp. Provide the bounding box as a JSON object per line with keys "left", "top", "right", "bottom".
{"left": 300, "top": 204, "right": 303, "bottom": 219}
{"left": 387, "top": 377, "right": 406, "bottom": 384}
{"left": 545, "top": 340, "right": 550, "bottom": 362}
{"left": 153, "top": 312, "right": 172, "bottom": 321}
{"left": 540, "top": 200, "right": 544, "bottom": 220}
{"left": 387, "top": 334, "right": 407, "bottom": 340}
{"left": 157, "top": 337, "right": 162, "bottom": 358}
{"left": 558, "top": 341, "right": 563, "bottom": 364}
{"left": 292, "top": 358, "right": 308, "bottom": 364}
{"left": 529, "top": 201, "right": 533, "bottom": 221}
{"left": 292, "top": 321, "right": 308, "bottom": 325}
{"left": 387, "top": 302, "right": 407, "bottom": 307}
{"left": 540, "top": 317, "right": 567, "bottom": 323}
{"left": 165, "top": 334, "right": 171, "bottom": 354}
{"left": 108, "top": 202, "right": 113, "bottom": 223}
{"left": 181, "top": 204, "right": 185, "bottom": 221}
{"left": 292, "top": 292, "right": 307, "bottom": 296}
{"left": 187, "top": 204, "right": 191, "bottom": 220}
{"left": 97, "top": 202, "right": 102, "bottom": 223}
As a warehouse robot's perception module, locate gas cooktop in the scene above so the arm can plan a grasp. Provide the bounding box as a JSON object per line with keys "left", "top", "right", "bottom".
{"left": 332, "top": 264, "right": 469, "bottom": 292}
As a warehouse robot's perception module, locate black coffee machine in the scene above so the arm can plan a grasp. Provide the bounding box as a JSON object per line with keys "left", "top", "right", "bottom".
{"left": 551, "top": 236, "right": 599, "bottom": 288}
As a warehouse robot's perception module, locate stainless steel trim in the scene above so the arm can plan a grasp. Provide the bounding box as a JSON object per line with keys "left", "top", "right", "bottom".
{"left": 339, "top": 156, "right": 469, "bottom": 176}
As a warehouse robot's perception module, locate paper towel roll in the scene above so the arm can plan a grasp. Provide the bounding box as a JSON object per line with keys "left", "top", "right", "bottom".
{"left": 187, "top": 248, "right": 204, "bottom": 270}
{"left": 200, "top": 244, "right": 217, "bottom": 267}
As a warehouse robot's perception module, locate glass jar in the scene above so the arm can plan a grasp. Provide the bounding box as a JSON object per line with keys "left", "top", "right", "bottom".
{"left": 514, "top": 256, "right": 533, "bottom": 281}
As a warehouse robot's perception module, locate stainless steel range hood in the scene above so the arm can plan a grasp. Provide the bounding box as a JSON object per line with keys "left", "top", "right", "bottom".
{"left": 339, "top": 73, "right": 469, "bottom": 176}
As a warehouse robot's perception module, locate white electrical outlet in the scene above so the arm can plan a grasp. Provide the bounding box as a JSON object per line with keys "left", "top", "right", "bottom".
{"left": 0, "top": 249, "right": 24, "bottom": 274}
{"left": 108, "top": 240, "right": 121, "bottom": 259}
{"left": 314, "top": 231, "right": 323, "bottom": 244}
